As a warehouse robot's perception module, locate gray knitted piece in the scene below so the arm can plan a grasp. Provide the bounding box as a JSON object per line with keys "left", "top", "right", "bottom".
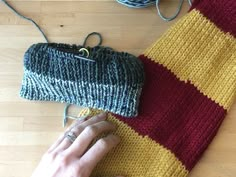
{"left": 20, "top": 43, "right": 145, "bottom": 117}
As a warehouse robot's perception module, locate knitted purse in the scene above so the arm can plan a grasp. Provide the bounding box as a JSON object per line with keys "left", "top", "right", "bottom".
{"left": 20, "top": 35, "right": 145, "bottom": 117}
{"left": 77, "top": 0, "right": 235, "bottom": 177}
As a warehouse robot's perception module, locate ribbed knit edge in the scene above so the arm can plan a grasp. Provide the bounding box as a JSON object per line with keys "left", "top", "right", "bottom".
{"left": 20, "top": 69, "right": 143, "bottom": 117}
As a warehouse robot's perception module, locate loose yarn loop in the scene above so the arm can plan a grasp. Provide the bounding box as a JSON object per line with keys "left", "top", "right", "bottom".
{"left": 116, "top": 0, "right": 192, "bottom": 21}
{"left": 83, "top": 32, "right": 103, "bottom": 47}
{"left": 64, "top": 104, "right": 91, "bottom": 127}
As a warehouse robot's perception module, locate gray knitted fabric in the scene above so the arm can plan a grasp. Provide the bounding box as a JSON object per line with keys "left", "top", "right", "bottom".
{"left": 20, "top": 43, "right": 145, "bottom": 117}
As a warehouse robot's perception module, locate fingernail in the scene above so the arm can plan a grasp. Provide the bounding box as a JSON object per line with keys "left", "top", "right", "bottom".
{"left": 97, "top": 112, "right": 107, "bottom": 118}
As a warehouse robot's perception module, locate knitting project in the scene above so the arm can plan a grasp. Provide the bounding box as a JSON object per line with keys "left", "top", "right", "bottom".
{"left": 20, "top": 42, "right": 145, "bottom": 117}
{"left": 76, "top": 0, "right": 236, "bottom": 177}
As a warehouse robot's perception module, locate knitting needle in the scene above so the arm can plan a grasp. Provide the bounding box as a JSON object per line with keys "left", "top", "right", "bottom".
{"left": 74, "top": 55, "right": 96, "bottom": 62}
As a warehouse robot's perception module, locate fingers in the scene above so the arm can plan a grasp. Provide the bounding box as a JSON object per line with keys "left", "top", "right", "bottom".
{"left": 44, "top": 112, "right": 120, "bottom": 177}
{"left": 55, "top": 112, "right": 107, "bottom": 152}
{"left": 80, "top": 134, "right": 120, "bottom": 169}
{"left": 67, "top": 120, "right": 117, "bottom": 156}
{"left": 47, "top": 120, "right": 81, "bottom": 153}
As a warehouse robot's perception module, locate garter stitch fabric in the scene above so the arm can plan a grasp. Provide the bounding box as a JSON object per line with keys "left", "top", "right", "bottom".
{"left": 20, "top": 43, "right": 145, "bottom": 117}
{"left": 78, "top": 0, "right": 236, "bottom": 177}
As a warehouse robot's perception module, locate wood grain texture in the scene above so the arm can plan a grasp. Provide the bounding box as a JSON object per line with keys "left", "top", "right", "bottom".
{"left": 0, "top": 1, "right": 235, "bottom": 177}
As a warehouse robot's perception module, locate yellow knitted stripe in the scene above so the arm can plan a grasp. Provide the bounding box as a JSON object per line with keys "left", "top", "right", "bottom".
{"left": 78, "top": 109, "right": 189, "bottom": 177}
{"left": 144, "top": 9, "right": 236, "bottom": 110}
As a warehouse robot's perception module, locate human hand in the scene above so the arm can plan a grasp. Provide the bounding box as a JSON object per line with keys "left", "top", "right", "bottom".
{"left": 31, "top": 112, "right": 122, "bottom": 177}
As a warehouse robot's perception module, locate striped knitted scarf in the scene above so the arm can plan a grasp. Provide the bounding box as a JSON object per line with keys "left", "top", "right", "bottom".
{"left": 79, "top": 0, "right": 236, "bottom": 176}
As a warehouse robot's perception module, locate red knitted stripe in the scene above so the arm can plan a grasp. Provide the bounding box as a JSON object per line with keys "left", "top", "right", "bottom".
{"left": 190, "top": 0, "right": 236, "bottom": 37}
{"left": 115, "top": 55, "right": 226, "bottom": 170}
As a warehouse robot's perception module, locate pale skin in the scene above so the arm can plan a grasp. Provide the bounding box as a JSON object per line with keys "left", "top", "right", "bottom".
{"left": 31, "top": 112, "right": 123, "bottom": 177}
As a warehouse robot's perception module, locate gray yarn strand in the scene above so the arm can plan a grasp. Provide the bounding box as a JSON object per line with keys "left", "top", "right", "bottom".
{"left": 1, "top": 0, "right": 49, "bottom": 43}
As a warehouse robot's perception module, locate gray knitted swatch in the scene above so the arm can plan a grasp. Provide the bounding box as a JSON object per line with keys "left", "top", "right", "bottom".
{"left": 20, "top": 43, "right": 145, "bottom": 117}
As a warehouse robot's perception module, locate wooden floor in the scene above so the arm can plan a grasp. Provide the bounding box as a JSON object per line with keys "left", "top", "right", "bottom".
{"left": 0, "top": 1, "right": 235, "bottom": 177}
